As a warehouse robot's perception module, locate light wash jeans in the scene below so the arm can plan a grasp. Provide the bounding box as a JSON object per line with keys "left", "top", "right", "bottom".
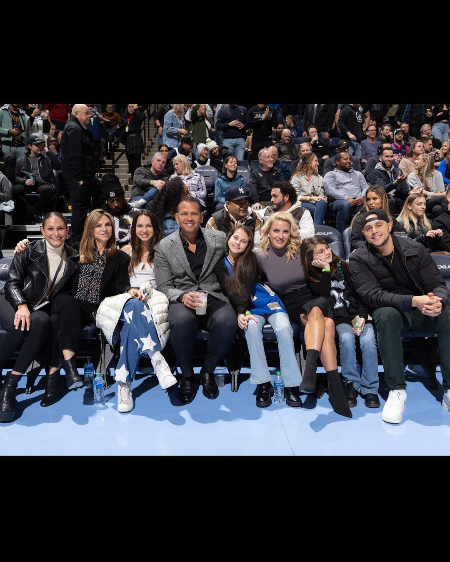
{"left": 115, "top": 298, "right": 162, "bottom": 384}
{"left": 431, "top": 122, "right": 449, "bottom": 144}
{"left": 336, "top": 322, "right": 378, "bottom": 395}
{"left": 245, "top": 311, "right": 301, "bottom": 387}
{"left": 222, "top": 138, "right": 246, "bottom": 161}
{"left": 301, "top": 200, "right": 328, "bottom": 225}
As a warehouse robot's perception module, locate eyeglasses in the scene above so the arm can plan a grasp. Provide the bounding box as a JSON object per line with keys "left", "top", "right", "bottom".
{"left": 313, "top": 245, "right": 330, "bottom": 257}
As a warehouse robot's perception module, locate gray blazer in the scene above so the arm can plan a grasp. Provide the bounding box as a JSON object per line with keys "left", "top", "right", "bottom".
{"left": 154, "top": 227, "right": 229, "bottom": 304}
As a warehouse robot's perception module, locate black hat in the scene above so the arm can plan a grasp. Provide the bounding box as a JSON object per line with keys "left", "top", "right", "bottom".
{"left": 101, "top": 173, "right": 125, "bottom": 200}
{"left": 336, "top": 140, "right": 350, "bottom": 150}
{"left": 362, "top": 208, "right": 390, "bottom": 225}
{"left": 180, "top": 134, "right": 194, "bottom": 146}
{"left": 225, "top": 185, "right": 250, "bottom": 202}
{"left": 27, "top": 133, "right": 45, "bottom": 145}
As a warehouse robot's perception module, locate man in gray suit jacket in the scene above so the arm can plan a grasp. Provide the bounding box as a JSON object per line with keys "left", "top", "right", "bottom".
{"left": 154, "top": 197, "right": 237, "bottom": 404}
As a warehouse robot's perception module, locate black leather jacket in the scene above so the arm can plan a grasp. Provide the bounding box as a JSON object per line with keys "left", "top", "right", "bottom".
{"left": 2, "top": 239, "right": 79, "bottom": 310}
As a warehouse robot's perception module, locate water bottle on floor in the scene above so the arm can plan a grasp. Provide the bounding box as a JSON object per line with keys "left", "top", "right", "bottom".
{"left": 84, "top": 357, "right": 94, "bottom": 388}
{"left": 93, "top": 373, "right": 105, "bottom": 406}
{"left": 273, "top": 371, "right": 285, "bottom": 404}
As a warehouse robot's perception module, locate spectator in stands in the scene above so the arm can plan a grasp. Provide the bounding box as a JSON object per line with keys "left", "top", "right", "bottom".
{"left": 350, "top": 184, "right": 406, "bottom": 252}
{"left": 290, "top": 153, "right": 328, "bottom": 225}
{"left": 0, "top": 103, "right": 33, "bottom": 159}
{"left": 27, "top": 104, "right": 45, "bottom": 137}
{"left": 349, "top": 208, "right": 450, "bottom": 424}
{"left": 100, "top": 173, "right": 140, "bottom": 247}
{"left": 248, "top": 147, "right": 284, "bottom": 210}
{"left": 0, "top": 138, "right": 15, "bottom": 182}
{"left": 289, "top": 141, "right": 313, "bottom": 177}
{"left": 338, "top": 104, "right": 370, "bottom": 158}
{"left": 399, "top": 140, "right": 425, "bottom": 176}
{"left": 153, "top": 197, "right": 237, "bottom": 405}
{"left": 395, "top": 104, "right": 430, "bottom": 139}
{"left": 206, "top": 140, "right": 224, "bottom": 173}
{"left": 255, "top": 211, "right": 351, "bottom": 417}
{"left": 366, "top": 146, "right": 409, "bottom": 213}
{"left": 431, "top": 104, "right": 449, "bottom": 144}
{"left": 407, "top": 153, "right": 445, "bottom": 198}
{"left": 12, "top": 134, "right": 61, "bottom": 223}
{"left": 214, "top": 225, "right": 303, "bottom": 407}
{"left": 101, "top": 103, "right": 123, "bottom": 158}
{"left": 301, "top": 237, "right": 380, "bottom": 409}
{"left": 188, "top": 104, "right": 214, "bottom": 156}
{"left": 431, "top": 189, "right": 450, "bottom": 252}
{"left": 44, "top": 103, "right": 71, "bottom": 131}
{"left": 154, "top": 103, "right": 173, "bottom": 147}
{"left": 302, "top": 104, "right": 335, "bottom": 143}
{"left": 322, "top": 139, "right": 362, "bottom": 176}
{"left": 96, "top": 209, "right": 176, "bottom": 413}
{"left": 258, "top": 180, "right": 315, "bottom": 240}
{"left": 149, "top": 176, "right": 190, "bottom": 237}
{"left": 61, "top": 104, "right": 102, "bottom": 247}
{"left": 367, "top": 104, "right": 389, "bottom": 130}
{"left": 391, "top": 128, "right": 409, "bottom": 160}
{"left": 361, "top": 124, "right": 380, "bottom": 163}
{"left": 214, "top": 103, "right": 247, "bottom": 162}
{"left": 207, "top": 184, "right": 263, "bottom": 244}
{"left": 377, "top": 123, "right": 393, "bottom": 144}
{"left": 275, "top": 129, "right": 298, "bottom": 163}
{"left": 397, "top": 192, "right": 444, "bottom": 251}
{"left": 323, "top": 151, "right": 369, "bottom": 233}
{"left": 121, "top": 103, "right": 146, "bottom": 178}
{"left": 284, "top": 114, "right": 303, "bottom": 140}
{"left": 171, "top": 154, "right": 207, "bottom": 210}
{"left": 168, "top": 134, "right": 194, "bottom": 164}
{"left": 130, "top": 151, "right": 169, "bottom": 207}
{"left": 399, "top": 121, "right": 415, "bottom": 146}
{"left": 303, "top": 125, "right": 332, "bottom": 175}
{"left": 271, "top": 122, "right": 284, "bottom": 144}
{"left": 420, "top": 134, "right": 441, "bottom": 162}
{"left": 192, "top": 143, "right": 210, "bottom": 169}
{"left": 158, "top": 143, "right": 174, "bottom": 176}
{"left": 267, "top": 144, "right": 290, "bottom": 181}
{"left": 162, "top": 104, "right": 187, "bottom": 149}
{"left": 214, "top": 155, "right": 246, "bottom": 210}
{"left": 0, "top": 212, "right": 79, "bottom": 421}
{"left": 364, "top": 141, "right": 397, "bottom": 181}
{"left": 246, "top": 104, "right": 279, "bottom": 160}
{"left": 438, "top": 140, "right": 450, "bottom": 187}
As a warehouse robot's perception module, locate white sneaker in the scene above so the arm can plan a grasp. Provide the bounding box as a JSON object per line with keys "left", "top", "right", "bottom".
{"left": 382, "top": 389, "right": 407, "bottom": 424}
{"left": 117, "top": 381, "right": 134, "bottom": 413}
{"left": 442, "top": 389, "right": 450, "bottom": 410}
{"left": 151, "top": 351, "right": 177, "bottom": 390}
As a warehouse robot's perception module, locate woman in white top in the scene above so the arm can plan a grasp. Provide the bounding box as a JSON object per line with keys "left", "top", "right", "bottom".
{"left": 290, "top": 152, "right": 328, "bottom": 225}
{"left": 104, "top": 209, "right": 176, "bottom": 412}
{"left": 407, "top": 153, "right": 445, "bottom": 195}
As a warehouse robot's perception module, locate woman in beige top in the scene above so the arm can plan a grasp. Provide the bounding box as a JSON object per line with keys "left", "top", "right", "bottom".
{"left": 290, "top": 152, "right": 328, "bottom": 225}
{"left": 399, "top": 140, "right": 424, "bottom": 175}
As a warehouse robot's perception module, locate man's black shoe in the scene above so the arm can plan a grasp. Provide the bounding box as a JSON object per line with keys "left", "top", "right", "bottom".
{"left": 284, "top": 386, "right": 303, "bottom": 408}
{"left": 200, "top": 372, "right": 219, "bottom": 400}
{"left": 256, "top": 382, "right": 273, "bottom": 408}
{"left": 362, "top": 393, "right": 380, "bottom": 408}
{"left": 344, "top": 381, "right": 358, "bottom": 408}
{"left": 177, "top": 376, "right": 196, "bottom": 404}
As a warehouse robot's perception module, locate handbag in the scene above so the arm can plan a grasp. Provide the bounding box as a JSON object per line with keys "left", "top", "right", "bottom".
{"left": 250, "top": 282, "right": 286, "bottom": 316}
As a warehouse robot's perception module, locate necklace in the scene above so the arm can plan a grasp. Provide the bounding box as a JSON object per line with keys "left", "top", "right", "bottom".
{"left": 226, "top": 254, "right": 235, "bottom": 265}
{"left": 388, "top": 246, "right": 395, "bottom": 266}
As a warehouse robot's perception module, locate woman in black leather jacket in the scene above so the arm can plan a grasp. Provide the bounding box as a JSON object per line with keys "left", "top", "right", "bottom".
{"left": 0, "top": 212, "right": 79, "bottom": 422}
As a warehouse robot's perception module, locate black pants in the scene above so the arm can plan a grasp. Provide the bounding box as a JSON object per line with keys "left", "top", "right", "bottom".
{"left": 50, "top": 294, "right": 96, "bottom": 356}
{"left": 66, "top": 177, "right": 102, "bottom": 244}
{"left": 126, "top": 152, "right": 141, "bottom": 177}
{"left": 168, "top": 296, "right": 237, "bottom": 378}
{"left": 251, "top": 139, "right": 273, "bottom": 160}
{"left": 0, "top": 294, "right": 51, "bottom": 374}
{"left": 13, "top": 182, "right": 55, "bottom": 216}
{"left": 426, "top": 195, "right": 447, "bottom": 221}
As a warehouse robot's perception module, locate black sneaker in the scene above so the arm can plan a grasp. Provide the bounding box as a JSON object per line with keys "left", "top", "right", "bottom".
{"left": 344, "top": 381, "right": 358, "bottom": 408}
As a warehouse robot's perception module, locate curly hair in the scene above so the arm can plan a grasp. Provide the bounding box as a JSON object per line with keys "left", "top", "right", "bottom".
{"left": 148, "top": 176, "right": 188, "bottom": 222}
{"left": 292, "top": 151, "right": 319, "bottom": 177}
{"left": 259, "top": 211, "right": 301, "bottom": 262}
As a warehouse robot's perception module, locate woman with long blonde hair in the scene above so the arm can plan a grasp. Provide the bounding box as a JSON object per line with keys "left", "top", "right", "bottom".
{"left": 256, "top": 211, "right": 351, "bottom": 417}
{"left": 407, "top": 152, "right": 445, "bottom": 195}
{"left": 397, "top": 192, "right": 444, "bottom": 251}
{"left": 171, "top": 154, "right": 207, "bottom": 208}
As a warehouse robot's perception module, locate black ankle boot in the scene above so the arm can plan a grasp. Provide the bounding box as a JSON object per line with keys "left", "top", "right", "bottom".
{"left": 25, "top": 366, "right": 41, "bottom": 394}
{"left": 61, "top": 357, "right": 83, "bottom": 390}
{"left": 327, "top": 370, "right": 352, "bottom": 418}
{"left": 40, "top": 369, "right": 61, "bottom": 407}
{"left": 256, "top": 382, "right": 273, "bottom": 408}
{"left": 284, "top": 386, "right": 303, "bottom": 408}
{"left": 0, "top": 372, "right": 21, "bottom": 423}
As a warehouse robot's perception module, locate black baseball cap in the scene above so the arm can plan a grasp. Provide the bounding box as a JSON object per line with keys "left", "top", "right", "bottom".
{"left": 336, "top": 140, "right": 350, "bottom": 150}
{"left": 225, "top": 185, "right": 250, "bottom": 202}
{"left": 27, "top": 134, "right": 45, "bottom": 145}
{"left": 362, "top": 209, "right": 390, "bottom": 225}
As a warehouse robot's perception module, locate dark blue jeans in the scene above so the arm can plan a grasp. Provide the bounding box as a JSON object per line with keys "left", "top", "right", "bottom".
{"left": 328, "top": 199, "right": 364, "bottom": 233}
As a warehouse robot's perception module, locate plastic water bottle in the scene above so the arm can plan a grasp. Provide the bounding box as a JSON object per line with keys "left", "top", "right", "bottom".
{"left": 273, "top": 371, "right": 285, "bottom": 404}
{"left": 93, "top": 373, "right": 105, "bottom": 406}
{"left": 84, "top": 357, "right": 94, "bottom": 388}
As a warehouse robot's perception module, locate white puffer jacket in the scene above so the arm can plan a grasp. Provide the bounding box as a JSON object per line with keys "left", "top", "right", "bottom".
{"left": 95, "top": 281, "right": 170, "bottom": 350}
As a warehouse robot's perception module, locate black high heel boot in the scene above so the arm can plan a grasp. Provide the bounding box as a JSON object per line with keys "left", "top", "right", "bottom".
{"left": 25, "top": 366, "right": 41, "bottom": 394}
{"left": 255, "top": 382, "right": 274, "bottom": 408}
{"left": 327, "top": 369, "right": 352, "bottom": 418}
{"left": 61, "top": 356, "right": 83, "bottom": 390}
{"left": 0, "top": 372, "right": 22, "bottom": 423}
{"left": 40, "top": 369, "right": 61, "bottom": 407}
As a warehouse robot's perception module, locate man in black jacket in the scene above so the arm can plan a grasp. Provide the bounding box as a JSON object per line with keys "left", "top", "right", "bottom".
{"left": 61, "top": 104, "right": 102, "bottom": 246}
{"left": 338, "top": 104, "right": 370, "bottom": 159}
{"left": 248, "top": 147, "right": 284, "bottom": 209}
{"left": 215, "top": 104, "right": 248, "bottom": 162}
{"left": 246, "top": 104, "right": 279, "bottom": 161}
{"left": 302, "top": 104, "right": 336, "bottom": 142}
{"left": 349, "top": 208, "right": 450, "bottom": 424}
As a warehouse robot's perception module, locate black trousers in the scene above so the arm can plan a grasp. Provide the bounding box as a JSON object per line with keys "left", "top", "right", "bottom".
{"left": 67, "top": 177, "right": 102, "bottom": 243}
{"left": 13, "top": 182, "right": 56, "bottom": 216}
{"left": 168, "top": 296, "right": 237, "bottom": 378}
{"left": 251, "top": 139, "right": 274, "bottom": 160}
{"left": 126, "top": 152, "right": 141, "bottom": 177}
